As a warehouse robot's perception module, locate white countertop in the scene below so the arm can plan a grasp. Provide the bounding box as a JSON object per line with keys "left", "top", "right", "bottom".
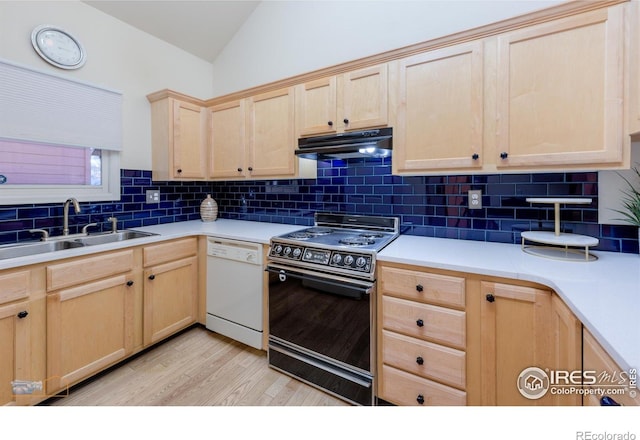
{"left": 378, "top": 235, "right": 640, "bottom": 372}
{"left": 1, "top": 218, "right": 637, "bottom": 373}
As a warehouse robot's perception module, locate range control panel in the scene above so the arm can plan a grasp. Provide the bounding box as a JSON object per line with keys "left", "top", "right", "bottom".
{"left": 269, "top": 242, "right": 373, "bottom": 274}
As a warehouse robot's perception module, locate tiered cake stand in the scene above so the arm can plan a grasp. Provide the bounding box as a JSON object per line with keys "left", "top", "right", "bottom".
{"left": 521, "top": 198, "right": 598, "bottom": 262}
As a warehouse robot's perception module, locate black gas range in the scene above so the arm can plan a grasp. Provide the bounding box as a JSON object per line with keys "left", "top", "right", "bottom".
{"left": 267, "top": 213, "right": 399, "bottom": 405}
{"left": 268, "top": 212, "right": 399, "bottom": 281}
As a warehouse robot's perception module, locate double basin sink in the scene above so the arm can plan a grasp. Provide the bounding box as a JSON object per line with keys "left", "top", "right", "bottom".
{"left": 0, "top": 230, "right": 157, "bottom": 260}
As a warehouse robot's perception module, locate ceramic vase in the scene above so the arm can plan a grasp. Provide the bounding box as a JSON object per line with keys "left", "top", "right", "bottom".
{"left": 200, "top": 194, "right": 218, "bottom": 222}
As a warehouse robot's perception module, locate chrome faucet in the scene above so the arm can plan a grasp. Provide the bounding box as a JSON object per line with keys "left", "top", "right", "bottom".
{"left": 62, "top": 198, "right": 81, "bottom": 236}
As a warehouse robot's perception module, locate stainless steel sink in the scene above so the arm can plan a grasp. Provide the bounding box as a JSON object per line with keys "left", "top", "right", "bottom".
{"left": 72, "top": 230, "right": 157, "bottom": 246}
{"left": 0, "top": 230, "right": 157, "bottom": 260}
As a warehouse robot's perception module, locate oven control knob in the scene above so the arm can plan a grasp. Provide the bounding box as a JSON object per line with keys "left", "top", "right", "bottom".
{"left": 292, "top": 248, "right": 302, "bottom": 258}
{"left": 274, "top": 245, "right": 283, "bottom": 254}
{"left": 344, "top": 255, "right": 354, "bottom": 266}
{"left": 332, "top": 254, "right": 343, "bottom": 264}
{"left": 284, "top": 247, "right": 292, "bottom": 256}
{"left": 356, "top": 257, "right": 367, "bottom": 267}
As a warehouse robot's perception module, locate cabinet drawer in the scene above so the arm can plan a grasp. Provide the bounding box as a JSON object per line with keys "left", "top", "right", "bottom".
{"left": 380, "top": 266, "right": 465, "bottom": 308}
{"left": 381, "top": 295, "right": 466, "bottom": 349}
{"left": 47, "top": 250, "right": 135, "bottom": 291}
{"left": 143, "top": 237, "right": 197, "bottom": 267}
{"left": 0, "top": 270, "right": 31, "bottom": 305}
{"left": 583, "top": 330, "right": 639, "bottom": 406}
{"left": 381, "top": 330, "right": 465, "bottom": 390}
{"left": 379, "top": 365, "right": 466, "bottom": 406}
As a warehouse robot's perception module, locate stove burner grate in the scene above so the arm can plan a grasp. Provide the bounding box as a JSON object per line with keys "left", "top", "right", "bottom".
{"left": 305, "top": 227, "right": 333, "bottom": 235}
{"left": 339, "top": 236, "right": 376, "bottom": 247}
{"left": 287, "top": 231, "right": 314, "bottom": 240}
{"left": 359, "top": 232, "right": 384, "bottom": 239}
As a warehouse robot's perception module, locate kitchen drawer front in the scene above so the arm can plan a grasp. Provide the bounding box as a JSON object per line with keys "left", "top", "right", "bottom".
{"left": 382, "top": 330, "right": 465, "bottom": 389}
{"left": 380, "top": 266, "right": 465, "bottom": 309}
{"left": 381, "top": 295, "right": 466, "bottom": 349}
{"left": 380, "top": 364, "right": 467, "bottom": 406}
{"left": 583, "top": 330, "right": 639, "bottom": 406}
{"left": 47, "top": 250, "right": 135, "bottom": 292}
{"left": 143, "top": 237, "right": 197, "bottom": 267}
{"left": 0, "top": 270, "right": 31, "bottom": 305}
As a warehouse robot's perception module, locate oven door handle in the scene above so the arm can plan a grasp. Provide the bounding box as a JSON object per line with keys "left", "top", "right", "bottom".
{"left": 266, "top": 265, "right": 373, "bottom": 299}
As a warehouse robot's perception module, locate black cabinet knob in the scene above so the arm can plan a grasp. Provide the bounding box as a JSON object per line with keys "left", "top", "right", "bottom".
{"left": 237, "top": 167, "right": 243, "bottom": 172}
{"left": 248, "top": 167, "right": 253, "bottom": 171}
{"left": 472, "top": 153, "right": 479, "bottom": 160}
{"left": 416, "top": 284, "right": 424, "bottom": 292}
{"left": 500, "top": 152, "right": 508, "bottom": 159}
{"left": 327, "top": 121, "right": 333, "bottom": 126}
{"left": 486, "top": 293, "right": 495, "bottom": 302}
{"left": 416, "top": 356, "right": 424, "bottom": 365}
{"left": 126, "top": 280, "right": 134, "bottom": 287}
{"left": 17, "top": 310, "right": 28, "bottom": 319}
{"left": 148, "top": 274, "right": 155, "bottom": 280}
{"left": 343, "top": 118, "right": 349, "bottom": 124}
{"left": 416, "top": 394, "right": 425, "bottom": 405}
{"left": 416, "top": 319, "right": 424, "bottom": 327}
{"left": 176, "top": 168, "right": 182, "bottom": 173}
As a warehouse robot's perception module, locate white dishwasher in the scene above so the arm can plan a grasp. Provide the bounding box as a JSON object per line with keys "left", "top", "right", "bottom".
{"left": 206, "top": 238, "right": 264, "bottom": 349}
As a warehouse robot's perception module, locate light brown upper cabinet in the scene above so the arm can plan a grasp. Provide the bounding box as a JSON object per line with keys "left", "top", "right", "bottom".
{"left": 390, "top": 42, "right": 484, "bottom": 174}
{"left": 208, "top": 99, "right": 246, "bottom": 179}
{"left": 296, "top": 64, "right": 389, "bottom": 137}
{"left": 148, "top": 92, "right": 208, "bottom": 180}
{"left": 208, "top": 87, "right": 314, "bottom": 180}
{"left": 496, "top": 5, "right": 626, "bottom": 169}
{"left": 628, "top": 0, "right": 640, "bottom": 136}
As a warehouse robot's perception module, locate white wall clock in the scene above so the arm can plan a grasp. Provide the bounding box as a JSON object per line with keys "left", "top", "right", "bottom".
{"left": 31, "top": 25, "right": 86, "bottom": 70}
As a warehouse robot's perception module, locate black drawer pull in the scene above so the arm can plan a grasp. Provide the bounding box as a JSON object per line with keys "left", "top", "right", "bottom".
{"left": 416, "top": 319, "right": 424, "bottom": 327}
{"left": 416, "top": 284, "right": 424, "bottom": 292}
{"left": 126, "top": 280, "right": 134, "bottom": 287}
{"left": 148, "top": 274, "right": 156, "bottom": 280}
{"left": 416, "top": 394, "right": 425, "bottom": 405}
{"left": 416, "top": 356, "right": 424, "bottom": 365}
{"left": 486, "top": 293, "right": 495, "bottom": 302}
{"left": 17, "top": 310, "right": 28, "bottom": 319}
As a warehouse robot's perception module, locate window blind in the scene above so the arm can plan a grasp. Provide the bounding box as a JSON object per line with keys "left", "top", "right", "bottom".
{"left": 0, "top": 58, "right": 122, "bottom": 151}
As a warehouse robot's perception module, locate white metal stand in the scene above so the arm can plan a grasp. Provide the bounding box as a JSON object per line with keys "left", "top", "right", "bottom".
{"left": 521, "top": 198, "right": 598, "bottom": 261}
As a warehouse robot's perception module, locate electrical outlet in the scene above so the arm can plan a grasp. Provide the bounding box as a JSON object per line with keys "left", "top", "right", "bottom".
{"left": 146, "top": 190, "right": 160, "bottom": 203}
{"left": 468, "top": 190, "right": 482, "bottom": 209}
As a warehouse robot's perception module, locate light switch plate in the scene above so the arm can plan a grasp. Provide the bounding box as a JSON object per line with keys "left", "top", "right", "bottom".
{"left": 468, "top": 190, "right": 482, "bottom": 209}
{"left": 146, "top": 190, "right": 160, "bottom": 203}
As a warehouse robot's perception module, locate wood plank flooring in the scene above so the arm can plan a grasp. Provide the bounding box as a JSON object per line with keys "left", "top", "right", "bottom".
{"left": 44, "top": 326, "right": 348, "bottom": 406}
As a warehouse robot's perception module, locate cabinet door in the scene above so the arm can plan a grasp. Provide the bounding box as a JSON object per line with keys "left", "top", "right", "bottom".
{"left": 480, "top": 281, "right": 552, "bottom": 405}
{"left": 172, "top": 99, "right": 207, "bottom": 179}
{"left": 246, "top": 87, "right": 296, "bottom": 178}
{"left": 496, "top": 6, "right": 625, "bottom": 168}
{"left": 0, "top": 301, "right": 31, "bottom": 406}
{"left": 340, "top": 64, "right": 388, "bottom": 131}
{"left": 629, "top": 0, "right": 640, "bottom": 135}
{"left": 47, "top": 274, "right": 136, "bottom": 393}
{"left": 549, "top": 294, "right": 582, "bottom": 406}
{"left": 209, "top": 100, "right": 247, "bottom": 179}
{"left": 296, "top": 76, "right": 337, "bottom": 136}
{"left": 144, "top": 255, "right": 198, "bottom": 345}
{"left": 391, "top": 41, "right": 484, "bottom": 174}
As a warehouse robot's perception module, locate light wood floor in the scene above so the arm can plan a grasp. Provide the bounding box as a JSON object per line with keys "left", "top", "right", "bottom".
{"left": 44, "top": 326, "right": 349, "bottom": 406}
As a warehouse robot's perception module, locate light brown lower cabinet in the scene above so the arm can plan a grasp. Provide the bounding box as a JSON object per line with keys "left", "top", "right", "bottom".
{"left": 378, "top": 262, "right": 592, "bottom": 406}
{"left": 143, "top": 238, "right": 198, "bottom": 345}
{"left": 46, "top": 249, "right": 140, "bottom": 394}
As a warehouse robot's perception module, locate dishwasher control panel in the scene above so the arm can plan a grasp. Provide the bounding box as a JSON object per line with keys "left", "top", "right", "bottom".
{"left": 207, "top": 239, "right": 261, "bottom": 265}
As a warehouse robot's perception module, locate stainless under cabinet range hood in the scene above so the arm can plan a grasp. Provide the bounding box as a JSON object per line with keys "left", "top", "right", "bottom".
{"left": 295, "top": 127, "right": 392, "bottom": 160}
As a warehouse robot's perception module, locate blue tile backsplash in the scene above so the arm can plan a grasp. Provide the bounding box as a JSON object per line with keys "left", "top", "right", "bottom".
{"left": 1, "top": 159, "right": 638, "bottom": 254}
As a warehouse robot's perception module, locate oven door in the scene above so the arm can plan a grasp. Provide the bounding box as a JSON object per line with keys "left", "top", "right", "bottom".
{"left": 266, "top": 263, "right": 375, "bottom": 405}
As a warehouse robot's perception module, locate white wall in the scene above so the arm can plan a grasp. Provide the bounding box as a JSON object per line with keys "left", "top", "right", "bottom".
{"left": 0, "top": 1, "right": 214, "bottom": 170}
{"left": 211, "top": 0, "right": 562, "bottom": 96}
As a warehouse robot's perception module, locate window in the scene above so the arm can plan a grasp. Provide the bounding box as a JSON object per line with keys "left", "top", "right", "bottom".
{"left": 0, "top": 58, "right": 122, "bottom": 205}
